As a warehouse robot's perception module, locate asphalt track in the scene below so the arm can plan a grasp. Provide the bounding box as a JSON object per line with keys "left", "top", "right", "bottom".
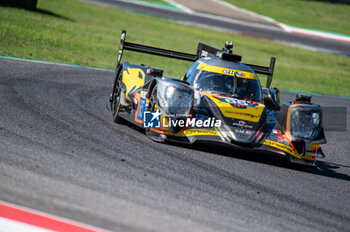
{"left": 1, "top": 57, "right": 350, "bottom": 231}
{"left": 83, "top": 0, "right": 350, "bottom": 56}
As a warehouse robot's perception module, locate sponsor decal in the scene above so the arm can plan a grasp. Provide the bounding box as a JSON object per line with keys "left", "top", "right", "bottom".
{"left": 222, "top": 70, "right": 245, "bottom": 77}
{"left": 143, "top": 110, "right": 221, "bottom": 128}
{"left": 220, "top": 97, "right": 257, "bottom": 107}
{"left": 236, "top": 72, "right": 245, "bottom": 77}
{"left": 201, "top": 51, "right": 209, "bottom": 57}
{"left": 232, "top": 120, "right": 253, "bottom": 129}
{"left": 234, "top": 128, "right": 252, "bottom": 138}
{"left": 225, "top": 111, "right": 259, "bottom": 119}
{"left": 222, "top": 70, "right": 236, "bottom": 75}
{"left": 266, "top": 129, "right": 284, "bottom": 141}
{"left": 136, "top": 91, "right": 148, "bottom": 121}
{"left": 183, "top": 129, "right": 219, "bottom": 136}
{"left": 262, "top": 139, "right": 302, "bottom": 158}
{"left": 264, "top": 140, "right": 294, "bottom": 154}
{"left": 268, "top": 133, "right": 284, "bottom": 142}
{"left": 230, "top": 103, "right": 247, "bottom": 109}
{"left": 272, "top": 129, "right": 282, "bottom": 134}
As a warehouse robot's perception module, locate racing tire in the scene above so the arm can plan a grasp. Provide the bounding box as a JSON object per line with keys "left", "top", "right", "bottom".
{"left": 111, "top": 68, "right": 123, "bottom": 123}
{"left": 145, "top": 84, "right": 157, "bottom": 136}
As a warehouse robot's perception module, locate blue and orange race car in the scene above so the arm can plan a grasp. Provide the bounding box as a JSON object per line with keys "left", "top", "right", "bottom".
{"left": 108, "top": 30, "right": 326, "bottom": 166}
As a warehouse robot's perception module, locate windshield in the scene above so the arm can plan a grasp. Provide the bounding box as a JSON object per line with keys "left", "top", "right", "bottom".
{"left": 193, "top": 70, "right": 262, "bottom": 102}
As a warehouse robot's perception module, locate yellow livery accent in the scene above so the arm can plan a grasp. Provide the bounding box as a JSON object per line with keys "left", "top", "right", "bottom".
{"left": 165, "top": 128, "right": 219, "bottom": 137}
{"left": 205, "top": 94, "right": 265, "bottom": 122}
{"left": 181, "top": 129, "right": 219, "bottom": 137}
{"left": 309, "top": 143, "right": 320, "bottom": 152}
{"left": 262, "top": 139, "right": 302, "bottom": 158}
{"left": 123, "top": 67, "right": 145, "bottom": 96}
{"left": 196, "top": 62, "right": 256, "bottom": 79}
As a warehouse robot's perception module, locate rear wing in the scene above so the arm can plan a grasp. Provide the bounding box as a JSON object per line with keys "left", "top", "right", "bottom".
{"left": 244, "top": 58, "right": 276, "bottom": 88}
{"left": 116, "top": 30, "right": 276, "bottom": 88}
{"left": 116, "top": 30, "right": 196, "bottom": 67}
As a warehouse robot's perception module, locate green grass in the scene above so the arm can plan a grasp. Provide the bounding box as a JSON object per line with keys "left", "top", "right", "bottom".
{"left": 224, "top": 0, "right": 350, "bottom": 35}
{"left": 0, "top": 0, "right": 349, "bottom": 96}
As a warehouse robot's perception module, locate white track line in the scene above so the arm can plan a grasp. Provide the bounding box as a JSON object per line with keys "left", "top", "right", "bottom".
{"left": 191, "top": 11, "right": 283, "bottom": 32}
{"left": 164, "top": 0, "right": 193, "bottom": 13}
{"left": 0, "top": 56, "right": 113, "bottom": 72}
{"left": 213, "top": 0, "right": 279, "bottom": 25}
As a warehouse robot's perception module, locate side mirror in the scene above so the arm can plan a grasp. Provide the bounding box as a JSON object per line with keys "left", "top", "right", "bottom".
{"left": 294, "top": 94, "right": 312, "bottom": 103}
{"left": 263, "top": 88, "right": 280, "bottom": 111}
{"left": 147, "top": 68, "right": 163, "bottom": 77}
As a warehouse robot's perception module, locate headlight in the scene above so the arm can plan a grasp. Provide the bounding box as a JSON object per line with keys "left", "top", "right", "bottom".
{"left": 290, "top": 106, "right": 322, "bottom": 140}
{"left": 157, "top": 80, "right": 193, "bottom": 117}
{"left": 166, "top": 86, "right": 176, "bottom": 99}
{"left": 168, "top": 88, "right": 193, "bottom": 115}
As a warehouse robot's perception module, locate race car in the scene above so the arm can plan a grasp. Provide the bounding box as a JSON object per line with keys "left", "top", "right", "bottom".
{"left": 108, "top": 30, "right": 326, "bottom": 166}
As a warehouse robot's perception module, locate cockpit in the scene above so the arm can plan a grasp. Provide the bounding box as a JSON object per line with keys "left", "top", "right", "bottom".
{"left": 189, "top": 69, "right": 262, "bottom": 102}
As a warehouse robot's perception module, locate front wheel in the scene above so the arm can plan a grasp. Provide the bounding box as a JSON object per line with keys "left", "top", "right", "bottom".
{"left": 145, "top": 84, "right": 157, "bottom": 136}
{"left": 110, "top": 69, "right": 123, "bottom": 123}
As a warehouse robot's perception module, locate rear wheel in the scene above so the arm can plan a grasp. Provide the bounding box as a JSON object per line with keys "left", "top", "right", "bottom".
{"left": 111, "top": 69, "right": 123, "bottom": 123}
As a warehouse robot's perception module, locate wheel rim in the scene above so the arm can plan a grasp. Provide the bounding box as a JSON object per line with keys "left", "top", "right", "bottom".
{"left": 148, "top": 86, "right": 157, "bottom": 111}
{"left": 145, "top": 86, "right": 157, "bottom": 133}
{"left": 111, "top": 72, "right": 122, "bottom": 115}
